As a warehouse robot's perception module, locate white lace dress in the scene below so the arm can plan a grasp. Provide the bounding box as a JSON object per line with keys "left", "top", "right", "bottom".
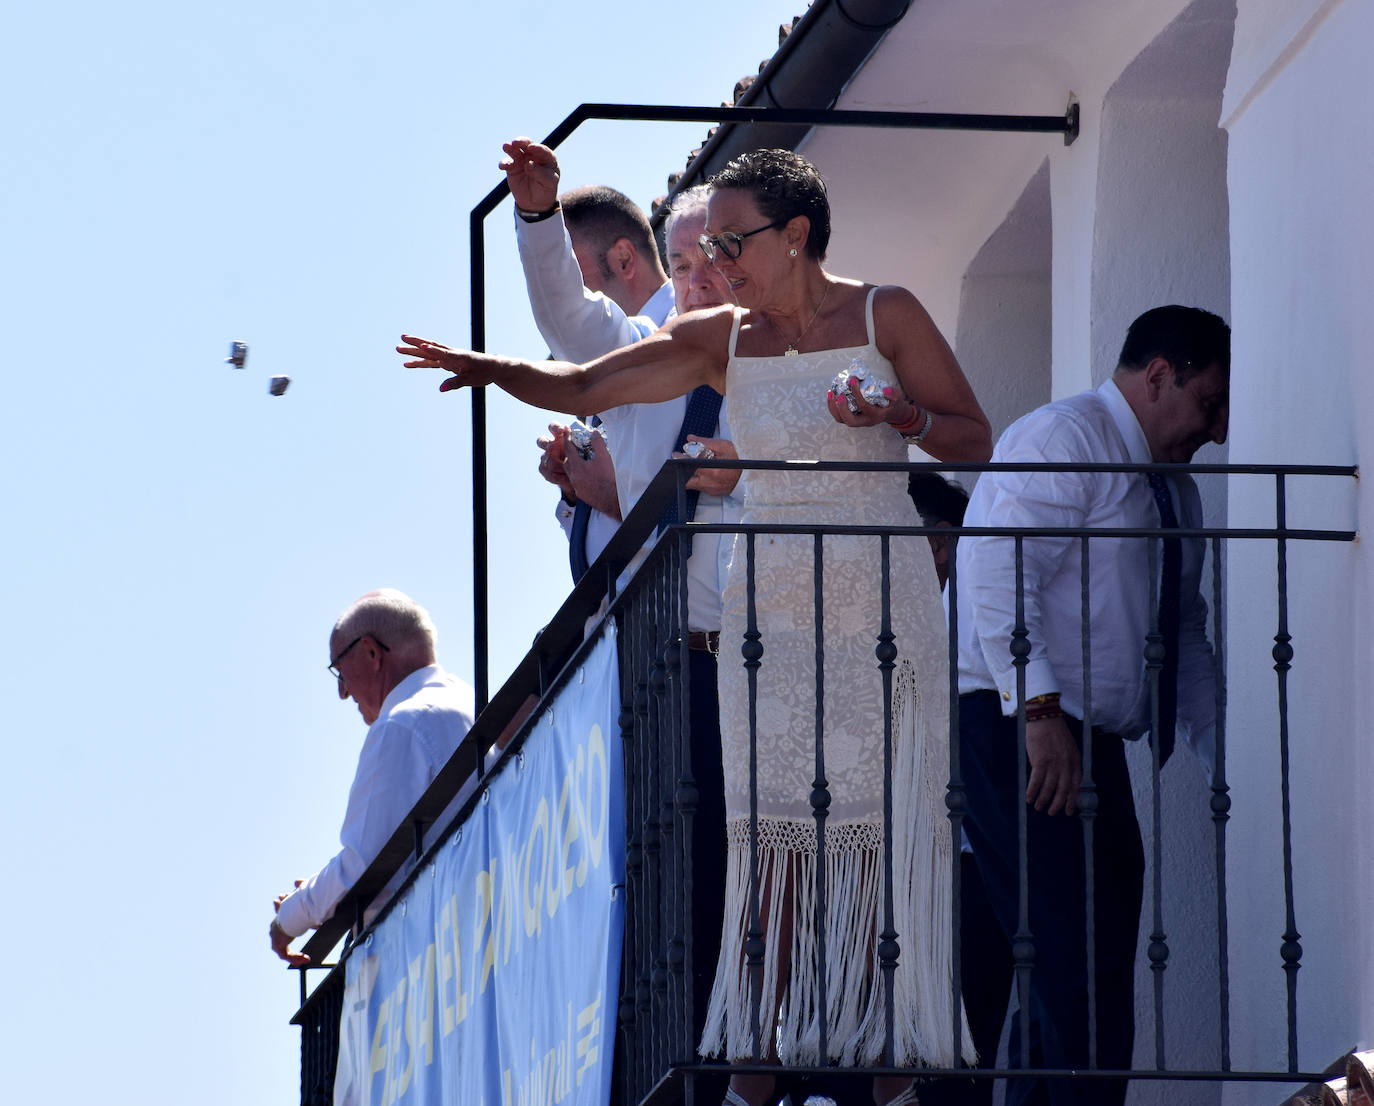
{"left": 699, "top": 288, "right": 974, "bottom": 1069}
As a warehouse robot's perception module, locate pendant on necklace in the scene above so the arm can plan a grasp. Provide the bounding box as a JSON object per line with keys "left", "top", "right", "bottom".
{"left": 784, "top": 346, "right": 799, "bottom": 357}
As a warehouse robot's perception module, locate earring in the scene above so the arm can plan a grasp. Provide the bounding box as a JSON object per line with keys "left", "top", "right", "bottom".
{"left": 789, "top": 248, "right": 798, "bottom": 257}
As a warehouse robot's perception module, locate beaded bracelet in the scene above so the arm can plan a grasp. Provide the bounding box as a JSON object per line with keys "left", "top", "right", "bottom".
{"left": 1025, "top": 692, "right": 1063, "bottom": 722}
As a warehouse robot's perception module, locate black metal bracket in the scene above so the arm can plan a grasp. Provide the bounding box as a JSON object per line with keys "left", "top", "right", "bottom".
{"left": 467, "top": 99, "right": 1080, "bottom": 710}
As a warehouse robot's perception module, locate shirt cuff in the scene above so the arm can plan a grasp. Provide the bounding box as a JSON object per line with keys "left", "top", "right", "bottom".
{"left": 555, "top": 496, "right": 575, "bottom": 536}
{"left": 993, "top": 658, "right": 1059, "bottom": 716}
{"left": 514, "top": 206, "right": 570, "bottom": 251}
{"left": 274, "top": 890, "right": 310, "bottom": 940}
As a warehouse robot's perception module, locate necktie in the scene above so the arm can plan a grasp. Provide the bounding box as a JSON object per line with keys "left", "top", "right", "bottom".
{"left": 1146, "top": 472, "right": 1181, "bottom": 766}
{"left": 568, "top": 415, "right": 602, "bottom": 583}
{"left": 569, "top": 500, "right": 592, "bottom": 582}
{"left": 658, "top": 385, "right": 724, "bottom": 532}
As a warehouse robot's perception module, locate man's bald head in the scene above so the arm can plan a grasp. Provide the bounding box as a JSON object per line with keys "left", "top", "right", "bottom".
{"left": 329, "top": 590, "right": 438, "bottom": 723}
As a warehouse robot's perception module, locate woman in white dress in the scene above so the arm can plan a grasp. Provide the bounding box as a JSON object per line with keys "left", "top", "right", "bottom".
{"left": 400, "top": 149, "right": 992, "bottom": 1106}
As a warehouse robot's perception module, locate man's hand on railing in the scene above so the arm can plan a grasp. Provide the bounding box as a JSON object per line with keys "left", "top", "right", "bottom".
{"left": 1025, "top": 716, "right": 1082, "bottom": 817}
{"left": 271, "top": 882, "right": 311, "bottom": 967}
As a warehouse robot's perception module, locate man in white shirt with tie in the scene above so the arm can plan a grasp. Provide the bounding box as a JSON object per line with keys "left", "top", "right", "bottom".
{"left": 955, "top": 305, "right": 1230, "bottom": 1106}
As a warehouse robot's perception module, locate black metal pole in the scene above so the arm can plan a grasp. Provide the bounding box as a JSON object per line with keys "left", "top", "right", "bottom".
{"left": 469, "top": 208, "right": 490, "bottom": 713}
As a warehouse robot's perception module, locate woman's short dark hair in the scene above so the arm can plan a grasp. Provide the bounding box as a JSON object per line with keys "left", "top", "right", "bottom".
{"left": 708, "top": 148, "right": 831, "bottom": 261}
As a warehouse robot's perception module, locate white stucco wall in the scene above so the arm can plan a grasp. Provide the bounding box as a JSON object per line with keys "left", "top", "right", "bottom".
{"left": 952, "top": 159, "right": 1053, "bottom": 445}
{"left": 1221, "top": 0, "right": 1372, "bottom": 1100}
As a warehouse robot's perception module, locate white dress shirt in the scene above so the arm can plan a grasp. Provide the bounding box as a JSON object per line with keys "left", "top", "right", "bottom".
{"left": 956, "top": 379, "right": 1216, "bottom": 768}
{"left": 516, "top": 210, "right": 738, "bottom": 629}
{"left": 516, "top": 210, "right": 667, "bottom": 362}
{"left": 275, "top": 664, "right": 476, "bottom": 937}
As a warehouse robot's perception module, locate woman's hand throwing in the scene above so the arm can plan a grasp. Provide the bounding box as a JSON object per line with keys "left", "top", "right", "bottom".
{"left": 397, "top": 334, "right": 498, "bottom": 392}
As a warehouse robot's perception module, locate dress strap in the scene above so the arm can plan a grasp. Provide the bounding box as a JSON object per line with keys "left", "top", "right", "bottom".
{"left": 727, "top": 307, "right": 745, "bottom": 358}
{"left": 864, "top": 286, "right": 879, "bottom": 346}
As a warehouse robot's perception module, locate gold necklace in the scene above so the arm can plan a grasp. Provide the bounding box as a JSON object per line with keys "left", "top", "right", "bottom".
{"left": 782, "top": 282, "right": 831, "bottom": 356}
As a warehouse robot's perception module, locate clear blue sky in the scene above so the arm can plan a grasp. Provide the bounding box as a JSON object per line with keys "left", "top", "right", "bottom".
{"left": 0, "top": 2, "right": 796, "bottom": 1100}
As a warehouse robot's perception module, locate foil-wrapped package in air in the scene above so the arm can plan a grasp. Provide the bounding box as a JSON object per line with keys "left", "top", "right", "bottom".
{"left": 682, "top": 440, "right": 714, "bottom": 460}
{"left": 568, "top": 420, "right": 600, "bottom": 460}
{"left": 829, "top": 358, "right": 893, "bottom": 413}
{"left": 268, "top": 375, "right": 290, "bottom": 396}
{"left": 225, "top": 340, "right": 248, "bottom": 368}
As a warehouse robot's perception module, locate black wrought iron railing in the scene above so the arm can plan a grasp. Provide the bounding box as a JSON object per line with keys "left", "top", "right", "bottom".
{"left": 290, "top": 458, "right": 1356, "bottom": 1106}
{"left": 611, "top": 458, "right": 1357, "bottom": 1106}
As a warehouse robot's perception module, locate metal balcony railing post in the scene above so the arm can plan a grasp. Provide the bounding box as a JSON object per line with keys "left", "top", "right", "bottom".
{"left": 944, "top": 540, "right": 966, "bottom": 1068}
{"left": 876, "top": 535, "right": 900, "bottom": 1064}
{"left": 1145, "top": 538, "right": 1171, "bottom": 1067}
{"left": 1078, "top": 537, "right": 1099, "bottom": 1070}
{"left": 811, "top": 533, "right": 832, "bottom": 1063}
{"left": 1010, "top": 536, "right": 1034, "bottom": 1071}
{"left": 1209, "top": 537, "right": 1233, "bottom": 1071}
{"left": 1273, "top": 474, "right": 1303, "bottom": 1072}
{"left": 742, "top": 533, "right": 765, "bottom": 1064}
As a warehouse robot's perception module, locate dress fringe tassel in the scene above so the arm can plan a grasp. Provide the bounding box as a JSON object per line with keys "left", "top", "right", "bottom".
{"left": 699, "top": 661, "right": 976, "bottom": 1069}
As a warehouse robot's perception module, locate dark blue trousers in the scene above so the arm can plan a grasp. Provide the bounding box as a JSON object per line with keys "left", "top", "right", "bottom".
{"left": 958, "top": 691, "right": 1144, "bottom": 1106}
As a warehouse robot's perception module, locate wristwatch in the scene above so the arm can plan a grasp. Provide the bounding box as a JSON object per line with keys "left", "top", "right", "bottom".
{"left": 901, "top": 407, "right": 933, "bottom": 445}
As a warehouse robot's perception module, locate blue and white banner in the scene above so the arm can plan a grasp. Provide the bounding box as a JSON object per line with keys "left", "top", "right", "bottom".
{"left": 333, "top": 627, "right": 624, "bottom": 1106}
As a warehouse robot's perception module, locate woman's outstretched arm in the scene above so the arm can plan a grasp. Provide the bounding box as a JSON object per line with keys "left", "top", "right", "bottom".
{"left": 398, "top": 304, "right": 735, "bottom": 416}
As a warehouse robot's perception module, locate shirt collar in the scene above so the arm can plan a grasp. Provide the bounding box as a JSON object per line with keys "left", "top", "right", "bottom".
{"left": 376, "top": 663, "right": 444, "bottom": 721}
{"left": 636, "top": 281, "right": 675, "bottom": 328}
{"left": 1098, "top": 378, "right": 1153, "bottom": 464}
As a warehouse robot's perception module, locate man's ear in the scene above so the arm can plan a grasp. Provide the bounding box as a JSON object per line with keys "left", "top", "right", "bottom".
{"left": 607, "top": 237, "right": 636, "bottom": 279}
{"left": 360, "top": 636, "right": 386, "bottom": 670}
{"left": 1142, "top": 356, "right": 1174, "bottom": 401}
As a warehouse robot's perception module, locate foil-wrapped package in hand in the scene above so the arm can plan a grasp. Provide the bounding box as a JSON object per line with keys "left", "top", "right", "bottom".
{"left": 567, "top": 420, "right": 601, "bottom": 461}
{"left": 829, "top": 357, "right": 893, "bottom": 413}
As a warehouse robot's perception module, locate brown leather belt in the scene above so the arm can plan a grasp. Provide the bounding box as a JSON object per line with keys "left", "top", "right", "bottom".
{"left": 688, "top": 631, "right": 721, "bottom": 653}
